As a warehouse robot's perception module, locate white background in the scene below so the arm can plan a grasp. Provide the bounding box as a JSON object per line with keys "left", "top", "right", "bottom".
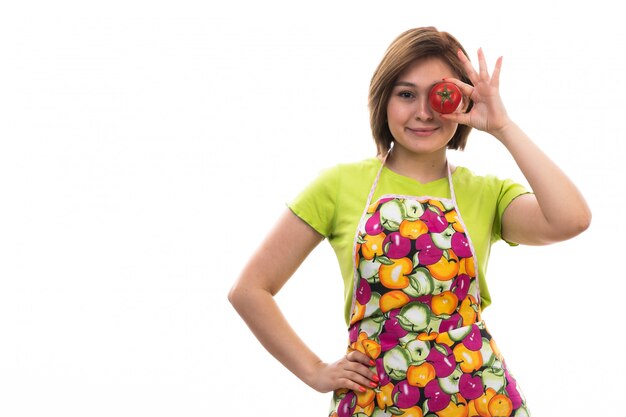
{"left": 1, "top": 1, "right": 624, "bottom": 416}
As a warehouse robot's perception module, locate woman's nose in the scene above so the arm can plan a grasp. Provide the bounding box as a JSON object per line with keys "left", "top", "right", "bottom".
{"left": 414, "top": 97, "right": 434, "bottom": 121}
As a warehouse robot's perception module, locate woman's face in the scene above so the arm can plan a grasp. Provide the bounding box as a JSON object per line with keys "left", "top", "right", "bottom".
{"left": 386, "top": 57, "right": 464, "bottom": 158}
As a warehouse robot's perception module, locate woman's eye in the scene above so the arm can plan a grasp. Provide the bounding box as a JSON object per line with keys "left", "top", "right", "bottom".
{"left": 398, "top": 91, "right": 414, "bottom": 99}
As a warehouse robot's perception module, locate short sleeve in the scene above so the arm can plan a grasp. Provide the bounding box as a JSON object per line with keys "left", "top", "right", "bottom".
{"left": 287, "top": 166, "right": 341, "bottom": 238}
{"left": 491, "top": 178, "right": 531, "bottom": 245}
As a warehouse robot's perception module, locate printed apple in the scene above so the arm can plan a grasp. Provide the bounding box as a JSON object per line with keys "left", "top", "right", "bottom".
{"left": 403, "top": 199, "right": 425, "bottom": 220}
{"left": 397, "top": 302, "right": 432, "bottom": 332}
{"left": 426, "top": 250, "right": 460, "bottom": 281}
{"left": 461, "top": 324, "right": 483, "bottom": 351}
{"left": 407, "top": 362, "right": 436, "bottom": 388}
{"left": 453, "top": 343, "right": 483, "bottom": 373}
{"left": 431, "top": 224, "right": 456, "bottom": 250}
{"left": 365, "top": 211, "right": 384, "bottom": 235}
{"left": 391, "top": 379, "right": 421, "bottom": 408}
{"left": 337, "top": 391, "right": 357, "bottom": 417}
{"left": 426, "top": 343, "right": 456, "bottom": 378}
{"left": 359, "top": 316, "right": 384, "bottom": 339}
{"left": 446, "top": 325, "right": 472, "bottom": 343}
{"left": 405, "top": 338, "right": 431, "bottom": 362}
{"left": 420, "top": 206, "right": 449, "bottom": 233}
{"left": 372, "top": 408, "right": 395, "bottom": 417}
{"left": 379, "top": 200, "right": 404, "bottom": 231}
{"left": 375, "top": 357, "right": 391, "bottom": 386}
{"left": 451, "top": 274, "right": 470, "bottom": 301}
{"left": 364, "top": 292, "right": 381, "bottom": 317}
{"left": 479, "top": 337, "right": 495, "bottom": 367}
{"left": 439, "top": 312, "right": 463, "bottom": 333}
{"left": 458, "top": 372, "right": 484, "bottom": 400}
{"left": 384, "top": 310, "right": 409, "bottom": 337}
{"left": 451, "top": 231, "right": 472, "bottom": 258}
{"left": 414, "top": 234, "right": 443, "bottom": 266}
{"left": 356, "top": 278, "right": 372, "bottom": 304}
{"left": 398, "top": 331, "right": 419, "bottom": 345}
{"left": 379, "top": 257, "right": 412, "bottom": 289}
{"left": 379, "top": 331, "right": 400, "bottom": 353}
{"left": 481, "top": 367, "right": 506, "bottom": 392}
{"left": 424, "top": 379, "right": 451, "bottom": 412}
{"left": 358, "top": 258, "right": 381, "bottom": 282}
{"left": 505, "top": 368, "right": 523, "bottom": 410}
{"left": 383, "top": 232, "right": 412, "bottom": 259}
{"left": 405, "top": 267, "right": 435, "bottom": 297}
{"left": 428, "top": 317, "right": 443, "bottom": 335}
{"left": 383, "top": 345, "right": 411, "bottom": 380}
{"left": 438, "top": 366, "right": 463, "bottom": 395}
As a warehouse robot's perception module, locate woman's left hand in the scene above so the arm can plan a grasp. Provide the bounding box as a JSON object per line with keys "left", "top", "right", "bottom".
{"left": 443, "top": 48, "right": 511, "bottom": 137}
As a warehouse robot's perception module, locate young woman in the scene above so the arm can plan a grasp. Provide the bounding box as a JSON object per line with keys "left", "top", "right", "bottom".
{"left": 228, "top": 27, "right": 591, "bottom": 417}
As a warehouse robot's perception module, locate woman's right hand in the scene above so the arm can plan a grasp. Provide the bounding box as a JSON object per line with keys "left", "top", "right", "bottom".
{"left": 306, "top": 350, "right": 380, "bottom": 393}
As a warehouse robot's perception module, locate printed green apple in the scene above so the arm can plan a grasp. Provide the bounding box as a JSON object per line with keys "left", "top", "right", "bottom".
{"left": 438, "top": 366, "right": 463, "bottom": 394}
{"left": 358, "top": 258, "right": 381, "bottom": 283}
{"left": 447, "top": 325, "right": 472, "bottom": 342}
{"left": 405, "top": 267, "right": 435, "bottom": 297}
{"left": 431, "top": 224, "right": 456, "bottom": 250}
{"left": 372, "top": 409, "right": 394, "bottom": 417}
{"left": 424, "top": 316, "right": 442, "bottom": 335}
{"left": 379, "top": 200, "right": 404, "bottom": 231}
{"left": 467, "top": 279, "right": 480, "bottom": 300}
{"left": 432, "top": 276, "right": 453, "bottom": 295}
{"left": 397, "top": 302, "right": 432, "bottom": 332}
{"left": 482, "top": 367, "right": 506, "bottom": 392}
{"left": 359, "top": 316, "right": 384, "bottom": 338}
{"left": 383, "top": 345, "right": 411, "bottom": 380}
{"left": 403, "top": 199, "right": 424, "bottom": 220}
{"left": 405, "top": 338, "right": 431, "bottom": 363}
{"left": 441, "top": 200, "right": 455, "bottom": 211}
{"left": 364, "top": 292, "right": 381, "bottom": 317}
{"left": 398, "top": 332, "right": 419, "bottom": 345}
{"left": 479, "top": 337, "right": 495, "bottom": 367}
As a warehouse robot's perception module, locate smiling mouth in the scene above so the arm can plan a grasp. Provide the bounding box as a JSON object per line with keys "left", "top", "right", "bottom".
{"left": 407, "top": 127, "right": 438, "bottom": 136}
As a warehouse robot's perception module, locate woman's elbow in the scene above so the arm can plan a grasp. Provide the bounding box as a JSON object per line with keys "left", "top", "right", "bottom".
{"left": 227, "top": 284, "right": 246, "bottom": 311}
{"left": 567, "top": 208, "right": 592, "bottom": 238}
{"left": 549, "top": 209, "right": 592, "bottom": 243}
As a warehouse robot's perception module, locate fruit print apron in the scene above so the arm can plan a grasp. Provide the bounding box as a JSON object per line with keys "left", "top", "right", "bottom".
{"left": 329, "top": 157, "right": 530, "bottom": 417}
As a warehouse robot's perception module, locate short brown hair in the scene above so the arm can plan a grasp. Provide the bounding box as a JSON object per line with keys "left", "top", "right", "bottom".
{"left": 369, "top": 27, "right": 474, "bottom": 155}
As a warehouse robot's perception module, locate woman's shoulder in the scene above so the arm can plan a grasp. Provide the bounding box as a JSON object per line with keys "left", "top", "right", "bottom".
{"left": 454, "top": 166, "right": 513, "bottom": 186}
{"left": 454, "top": 166, "right": 529, "bottom": 199}
{"left": 314, "top": 157, "right": 381, "bottom": 183}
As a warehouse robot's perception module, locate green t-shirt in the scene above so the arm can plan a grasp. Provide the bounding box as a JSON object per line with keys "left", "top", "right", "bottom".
{"left": 288, "top": 157, "right": 529, "bottom": 326}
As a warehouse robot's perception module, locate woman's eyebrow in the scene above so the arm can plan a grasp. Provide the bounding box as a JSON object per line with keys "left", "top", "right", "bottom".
{"left": 393, "top": 80, "right": 442, "bottom": 89}
{"left": 393, "top": 81, "right": 416, "bottom": 88}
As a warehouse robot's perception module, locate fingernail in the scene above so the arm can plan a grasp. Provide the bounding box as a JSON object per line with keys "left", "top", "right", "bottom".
{"left": 369, "top": 360, "right": 375, "bottom": 366}
{"left": 372, "top": 374, "right": 380, "bottom": 382}
{"left": 358, "top": 386, "right": 367, "bottom": 393}
{"left": 369, "top": 381, "right": 378, "bottom": 388}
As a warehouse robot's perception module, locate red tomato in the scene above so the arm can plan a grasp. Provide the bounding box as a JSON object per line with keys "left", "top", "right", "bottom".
{"left": 428, "top": 82, "right": 462, "bottom": 114}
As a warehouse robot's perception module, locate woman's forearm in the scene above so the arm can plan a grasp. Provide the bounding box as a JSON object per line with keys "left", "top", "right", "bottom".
{"left": 228, "top": 285, "right": 322, "bottom": 388}
{"left": 495, "top": 121, "right": 592, "bottom": 240}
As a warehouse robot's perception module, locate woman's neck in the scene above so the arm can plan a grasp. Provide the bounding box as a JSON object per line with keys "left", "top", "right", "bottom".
{"left": 383, "top": 146, "right": 449, "bottom": 183}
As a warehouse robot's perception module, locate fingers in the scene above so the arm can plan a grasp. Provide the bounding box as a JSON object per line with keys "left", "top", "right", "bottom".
{"left": 457, "top": 49, "right": 478, "bottom": 84}
{"left": 491, "top": 56, "right": 503, "bottom": 88}
{"left": 336, "top": 351, "right": 379, "bottom": 392}
{"left": 458, "top": 48, "right": 502, "bottom": 87}
{"left": 477, "top": 47, "right": 490, "bottom": 80}
{"left": 346, "top": 349, "right": 374, "bottom": 367}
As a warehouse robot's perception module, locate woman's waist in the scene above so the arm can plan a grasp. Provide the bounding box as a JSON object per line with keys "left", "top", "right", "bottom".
{"left": 349, "top": 296, "right": 483, "bottom": 350}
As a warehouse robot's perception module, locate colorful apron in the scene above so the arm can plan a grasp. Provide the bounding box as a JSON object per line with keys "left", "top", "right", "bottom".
{"left": 329, "top": 157, "right": 530, "bottom": 417}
